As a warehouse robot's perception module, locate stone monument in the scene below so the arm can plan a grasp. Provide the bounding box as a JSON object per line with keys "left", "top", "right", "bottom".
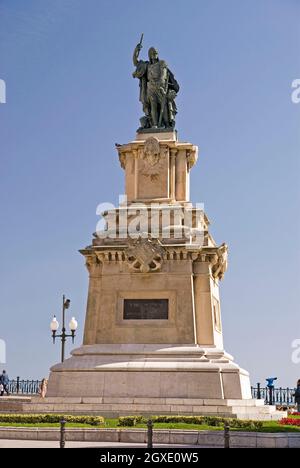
{"left": 44, "top": 39, "right": 281, "bottom": 420}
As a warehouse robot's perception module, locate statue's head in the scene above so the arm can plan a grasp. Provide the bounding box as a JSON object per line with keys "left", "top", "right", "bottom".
{"left": 148, "top": 47, "right": 159, "bottom": 62}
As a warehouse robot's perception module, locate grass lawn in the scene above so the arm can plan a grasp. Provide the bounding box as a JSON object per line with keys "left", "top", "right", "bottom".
{"left": 103, "top": 415, "right": 300, "bottom": 433}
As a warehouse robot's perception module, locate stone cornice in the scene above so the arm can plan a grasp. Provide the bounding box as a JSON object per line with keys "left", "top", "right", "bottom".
{"left": 80, "top": 243, "right": 228, "bottom": 280}
{"left": 116, "top": 140, "right": 198, "bottom": 171}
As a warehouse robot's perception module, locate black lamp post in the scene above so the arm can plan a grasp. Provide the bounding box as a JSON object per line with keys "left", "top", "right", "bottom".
{"left": 50, "top": 295, "right": 78, "bottom": 363}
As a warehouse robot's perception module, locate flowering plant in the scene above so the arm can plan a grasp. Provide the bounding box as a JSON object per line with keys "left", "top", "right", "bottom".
{"left": 280, "top": 418, "right": 300, "bottom": 426}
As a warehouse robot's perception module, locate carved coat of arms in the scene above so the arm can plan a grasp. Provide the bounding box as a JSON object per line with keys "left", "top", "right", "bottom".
{"left": 142, "top": 137, "right": 160, "bottom": 166}
{"left": 125, "top": 237, "right": 164, "bottom": 273}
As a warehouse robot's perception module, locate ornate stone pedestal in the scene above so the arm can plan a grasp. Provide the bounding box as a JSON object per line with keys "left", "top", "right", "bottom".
{"left": 46, "top": 132, "right": 281, "bottom": 420}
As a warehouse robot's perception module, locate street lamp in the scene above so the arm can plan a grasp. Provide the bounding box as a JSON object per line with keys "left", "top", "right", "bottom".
{"left": 50, "top": 295, "right": 78, "bottom": 363}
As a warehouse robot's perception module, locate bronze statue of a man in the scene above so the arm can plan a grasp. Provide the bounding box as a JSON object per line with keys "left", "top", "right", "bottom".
{"left": 132, "top": 39, "right": 179, "bottom": 131}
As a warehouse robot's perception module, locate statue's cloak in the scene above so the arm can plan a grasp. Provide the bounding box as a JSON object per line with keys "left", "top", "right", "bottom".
{"left": 133, "top": 60, "right": 179, "bottom": 109}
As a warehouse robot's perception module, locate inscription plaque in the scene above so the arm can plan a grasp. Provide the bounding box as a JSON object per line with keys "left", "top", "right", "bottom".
{"left": 123, "top": 299, "right": 168, "bottom": 320}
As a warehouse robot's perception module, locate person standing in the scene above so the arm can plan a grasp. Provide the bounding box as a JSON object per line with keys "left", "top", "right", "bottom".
{"left": 38, "top": 378, "right": 48, "bottom": 399}
{"left": 0, "top": 370, "right": 10, "bottom": 396}
{"left": 294, "top": 379, "right": 300, "bottom": 412}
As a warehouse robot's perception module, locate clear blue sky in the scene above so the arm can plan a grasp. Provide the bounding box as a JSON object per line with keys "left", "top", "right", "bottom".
{"left": 0, "top": 0, "right": 299, "bottom": 386}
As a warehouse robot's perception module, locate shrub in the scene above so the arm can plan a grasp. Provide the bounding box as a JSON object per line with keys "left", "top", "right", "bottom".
{"left": 118, "top": 416, "right": 144, "bottom": 427}
{"left": 117, "top": 415, "right": 263, "bottom": 430}
{"left": 0, "top": 414, "right": 104, "bottom": 426}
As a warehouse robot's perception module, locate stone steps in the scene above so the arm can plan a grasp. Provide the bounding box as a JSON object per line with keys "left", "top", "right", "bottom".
{"left": 0, "top": 397, "right": 286, "bottom": 420}
{"left": 0, "top": 397, "right": 32, "bottom": 413}
{"left": 31, "top": 396, "right": 267, "bottom": 406}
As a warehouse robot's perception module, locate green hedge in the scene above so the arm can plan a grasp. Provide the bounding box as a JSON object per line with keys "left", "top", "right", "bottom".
{"left": 118, "top": 415, "right": 263, "bottom": 430}
{"left": 0, "top": 414, "right": 104, "bottom": 426}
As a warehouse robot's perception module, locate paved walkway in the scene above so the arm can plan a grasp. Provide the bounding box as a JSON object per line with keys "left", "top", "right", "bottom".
{"left": 0, "top": 439, "right": 208, "bottom": 448}
{"left": 0, "top": 440, "right": 145, "bottom": 448}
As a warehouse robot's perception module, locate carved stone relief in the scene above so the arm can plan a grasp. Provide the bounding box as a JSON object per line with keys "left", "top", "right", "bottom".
{"left": 125, "top": 237, "right": 165, "bottom": 273}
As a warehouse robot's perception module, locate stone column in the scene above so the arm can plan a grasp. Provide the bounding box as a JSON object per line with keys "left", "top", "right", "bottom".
{"left": 83, "top": 255, "right": 102, "bottom": 345}
{"left": 175, "top": 149, "right": 188, "bottom": 201}
{"left": 125, "top": 152, "right": 135, "bottom": 203}
{"left": 193, "top": 260, "right": 215, "bottom": 346}
{"left": 133, "top": 149, "right": 138, "bottom": 201}
{"left": 170, "top": 148, "right": 177, "bottom": 201}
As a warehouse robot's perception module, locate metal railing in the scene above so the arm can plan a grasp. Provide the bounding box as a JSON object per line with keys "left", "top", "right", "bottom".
{"left": 251, "top": 385, "right": 296, "bottom": 406}
{"left": 7, "top": 378, "right": 41, "bottom": 395}
{"left": 3, "top": 379, "right": 297, "bottom": 404}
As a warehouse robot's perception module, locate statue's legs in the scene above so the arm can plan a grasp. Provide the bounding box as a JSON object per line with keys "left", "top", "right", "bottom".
{"left": 167, "top": 102, "right": 175, "bottom": 129}
{"left": 149, "top": 93, "right": 159, "bottom": 127}
{"left": 162, "top": 101, "right": 169, "bottom": 127}
{"left": 156, "top": 88, "right": 170, "bottom": 128}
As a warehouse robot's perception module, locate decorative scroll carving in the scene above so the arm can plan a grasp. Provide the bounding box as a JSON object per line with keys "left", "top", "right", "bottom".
{"left": 186, "top": 148, "right": 198, "bottom": 170}
{"left": 115, "top": 144, "right": 126, "bottom": 169}
{"left": 212, "top": 243, "right": 228, "bottom": 280}
{"left": 118, "top": 153, "right": 126, "bottom": 169}
{"left": 85, "top": 255, "right": 101, "bottom": 275}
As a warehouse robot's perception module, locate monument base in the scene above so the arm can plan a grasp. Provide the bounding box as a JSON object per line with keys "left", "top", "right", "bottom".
{"left": 43, "top": 344, "right": 284, "bottom": 420}
{"left": 47, "top": 344, "right": 250, "bottom": 399}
